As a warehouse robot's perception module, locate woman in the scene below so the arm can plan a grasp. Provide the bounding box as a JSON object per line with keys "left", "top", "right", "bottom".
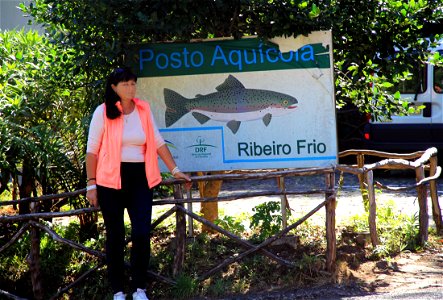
{"left": 86, "top": 67, "right": 191, "bottom": 300}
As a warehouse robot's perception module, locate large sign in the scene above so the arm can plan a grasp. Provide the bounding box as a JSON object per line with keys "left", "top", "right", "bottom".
{"left": 129, "top": 31, "right": 337, "bottom": 172}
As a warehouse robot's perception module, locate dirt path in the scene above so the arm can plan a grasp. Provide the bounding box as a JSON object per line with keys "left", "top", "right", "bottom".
{"left": 354, "top": 248, "right": 443, "bottom": 294}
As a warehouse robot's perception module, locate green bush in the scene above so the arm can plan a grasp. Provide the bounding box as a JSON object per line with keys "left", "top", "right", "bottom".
{"left": 250, "top": 201, "right": 291, "bottom": 241}
{"left": 0, "top": 29, "right": 95, "bottom": 213}
{"left": 214, "top": 215, "right": 246, "bottom": 236}
{"left": 346, "top": 199, "right": 420, "bottom": 257}
{"left": 171, "top": 273, "right": 198, "bottom": 299}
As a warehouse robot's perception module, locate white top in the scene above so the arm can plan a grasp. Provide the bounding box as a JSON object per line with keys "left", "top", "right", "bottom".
{"left": 87, "top": 105, "right": 165, "bottom": 162}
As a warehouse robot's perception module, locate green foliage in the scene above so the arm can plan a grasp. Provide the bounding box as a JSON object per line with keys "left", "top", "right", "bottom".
{"left": 214, "top": 214, "right": 247, "bottom": 236}
{"left": 206, "top": 278, "right": 229, "bottom": 297}
{"left": 22, "top": 0, "right": 443, "bottom": 122}
{"left": 250, "top": 201, "right": 290, "bottom": 241}
{"left": 171, "top": 273, "right": 198, "bottom": 299}
{"left": 291, "top": 217, "right": 325, "bottom": 246}
{"left": 347, "top": 200, "right": 420, "bottom": 257}
{"left": 331, "top": 0, "right": 443, "bottom": 120}
{"left": 294, "top": 253, "right": 324, "bottom": 277}
{"left": 0, "top": 29, "right": 94, "bottom": 205}
{"left": 0, "top": 229, "right": 30, "bottom": 287}
{"left": 153, "top": 173, "right": 174, "bottom": 198}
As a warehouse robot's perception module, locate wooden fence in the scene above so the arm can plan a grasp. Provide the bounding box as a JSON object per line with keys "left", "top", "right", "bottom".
{"left": 0, "top": 167, "right": 337, "bottom": 300}
{"left": 337, "top": 147, "right": 442, "bottom": 245}
{"left": 0, "top": 147, "right": 441, "bottom": 299}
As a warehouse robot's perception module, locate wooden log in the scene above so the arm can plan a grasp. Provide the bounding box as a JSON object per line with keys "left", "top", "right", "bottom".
{"left": 365, "top": 170, "right": 379, "bottom": 246}
{"left": 28, "top": 204, "right": 43, "bottom": 300}
{"left": 1, "top": 189, "right": 85, "bottom": 206}
{"left": 357, "top": 154, "right": 369, "bottom": 208}
{"left": 339, "top": 149, "right": 425, "bottom": 160}
{"left": 336, "top": 164, "right": 364, "bottom": 175}
{"left": 175, "top": 205, "right": 296, "bottom": 268}
{"left": 0, "top": 207, "right": 99, "bottom": 223}
{"left": 429, "top": 155, "right": 443, "bottom": 234}
{"left": 173, "top": 184, "right": 186, "bottom": 277}
{"left": 199, "top": 197, "right": 331, "bottom": 281}
{"left": 151, "top": 206, "right": 178, "bottom": 229}
{"left": 325, "top": 172, "right": 336, "bottom": 273}
{"left": 49, "top": 263, "right": 104, "bottom": 300}
{"left": 29, "top": 221, "right": 105, "bottom": 258}
{"left": 152, "top": 188, "right": 334, "bottom": 206}
{"left": 162, "top": 167, "right": 335, "bottom": 186}
{"left": 415, "top": 165, "right": 429, "bottom": 245}
{"left": 0, "top": 289, "right": 27, "bottom": 300}
{"left": 186, "top": 189, "right": 194, "bottom": 236}
{"left": 364, "top": 158, "right": 415, "bottom": 171}
{"left": 0, "top": 223, "right": 30, "bottom": 254}
{"left": 147, "top": 270, "right": 176, "bottom": 286}
{"left": 278, "top": 176, "right": 289, "bottom": 228}
{"left": 375, "top": 167, "right": 441, "bottom": 191}
{"left": 414, "top": 147, "right": 438, "bottom": 166}
{"left": 12, "top": 177, "right": 18, "bottom": 210}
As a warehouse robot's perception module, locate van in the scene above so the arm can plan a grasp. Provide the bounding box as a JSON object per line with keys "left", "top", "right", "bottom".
{"left": 362, "top": 42, "right": 443, "bottom": 153}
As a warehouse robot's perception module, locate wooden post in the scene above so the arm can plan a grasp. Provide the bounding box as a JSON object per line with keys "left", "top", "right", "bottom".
{"left": 415, "top": 165, "right": 429, "bottom": 245}
{"left": 365, "top": 170, "right": 379, "bottom": 246}
{"left": 12, "top": 177, "right": 18, "bottom": 210}
{"left": 277, "top": 177, "right": 288, "bottom": 229}
{"left": 325, "top": 171, "right": 336, "bottom": 273}
{"left": 186, "top": 189, "right": 194, "bottom": 237}
{"left": 28, "top": 202, "right": 43, "bottom": 300}
{"left": 357, "top": 153, "right": 369, "bottom": 210}
{"left": 197, "top": 172, "right": 223, "bottom": 233}
{"left": 173, "top": 184, "right": 186, "bottom": 277}
{"left": 428, "top": 155, "right": 442, "bottom": 234}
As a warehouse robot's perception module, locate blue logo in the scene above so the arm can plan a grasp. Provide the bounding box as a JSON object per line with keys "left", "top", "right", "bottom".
{"left": 186, "top": 136, "right": 216, "bottom": 157}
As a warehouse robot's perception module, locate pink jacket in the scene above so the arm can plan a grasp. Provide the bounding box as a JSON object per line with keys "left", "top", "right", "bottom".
{"left": 95, "top": 98, "right": 162, "bottom": 189}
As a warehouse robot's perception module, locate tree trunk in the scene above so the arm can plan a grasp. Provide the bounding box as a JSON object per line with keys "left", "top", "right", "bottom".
{"left": 12, "top": 177, "right": 18, "bottom": 210}
{"left": 19, "top": 160, "right": 33, "bottom": 214}
{"left": 28, "top": 203, "right": 44, "bottom": 300}
{"left": 197, "top": 172, "right": 223, "bottom": 233}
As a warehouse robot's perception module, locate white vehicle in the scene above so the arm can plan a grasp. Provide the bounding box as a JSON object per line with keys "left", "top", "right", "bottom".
{"left": 363, "top": 42, "right": 443, "bottom": 152}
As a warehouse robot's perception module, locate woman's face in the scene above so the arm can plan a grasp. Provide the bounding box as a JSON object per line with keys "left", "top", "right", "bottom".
{"left": 112, "top": 79, "right": 137, "bottom": 101}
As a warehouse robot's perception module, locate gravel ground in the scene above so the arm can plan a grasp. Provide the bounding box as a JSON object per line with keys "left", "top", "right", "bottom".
{"left": 175, "top": 170, "right": 442, "bottom": 229}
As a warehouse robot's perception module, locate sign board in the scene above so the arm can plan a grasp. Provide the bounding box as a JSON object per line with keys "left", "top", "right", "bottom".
{"left": 129, "top": 31, "right": 337, "bottom": 172}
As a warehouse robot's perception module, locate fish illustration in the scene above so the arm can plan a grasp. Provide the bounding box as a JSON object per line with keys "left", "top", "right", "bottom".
{"left": 164, "top": 75, "right": 298, "bottom": 134}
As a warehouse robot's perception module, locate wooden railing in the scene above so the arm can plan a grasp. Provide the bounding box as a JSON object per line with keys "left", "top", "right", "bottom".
{"left": 337, "top": 147, "right": 442, "bottom": 245}
{"left": 0, "top": 147, "right": 441, "bottom": 299}
{"left": 0, "top": 167, "right": 337, "bottom": 300}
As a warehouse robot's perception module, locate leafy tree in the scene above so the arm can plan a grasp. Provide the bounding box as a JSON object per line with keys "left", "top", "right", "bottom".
{"left": 23, "top": 0, "right": 443, "bottom": 120}
{"left": 0, "top": 30, "right": 95, "bottom": 220}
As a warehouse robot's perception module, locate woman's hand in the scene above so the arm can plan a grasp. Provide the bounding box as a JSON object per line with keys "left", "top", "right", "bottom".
{"left": 86, "top": 188, "right": 99, "bottom": 208}
{"left": 173, "top": 171, "right": 192, "bottom": 190}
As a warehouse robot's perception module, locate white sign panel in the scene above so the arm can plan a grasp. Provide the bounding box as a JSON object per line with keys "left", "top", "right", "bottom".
{"left": 130, "top": 31, "right": 337, "bottom": 172}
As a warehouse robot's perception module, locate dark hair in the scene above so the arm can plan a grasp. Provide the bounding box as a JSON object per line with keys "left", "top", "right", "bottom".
{"left": 104, "top": 67, "right": 138, "bottom": 119}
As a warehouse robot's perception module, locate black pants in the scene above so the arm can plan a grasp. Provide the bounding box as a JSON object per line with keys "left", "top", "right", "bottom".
{"left": 97, "top": 162, "right": 153, "bottom": 293}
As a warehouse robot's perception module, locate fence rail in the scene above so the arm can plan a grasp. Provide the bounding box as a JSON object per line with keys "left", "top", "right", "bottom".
{"left": 337, "top": 147, "right": 442, "bottom": 245}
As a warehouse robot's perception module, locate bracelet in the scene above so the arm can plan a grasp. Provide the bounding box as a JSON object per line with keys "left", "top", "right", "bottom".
{"left": 171, "top": 166, "right": 181, "bottom": 176}
{"left": 86, "top": 184, "right": 97, "bottom": 191}
{"left": 87, "top": 178, "right": 96, "bottom": 182}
